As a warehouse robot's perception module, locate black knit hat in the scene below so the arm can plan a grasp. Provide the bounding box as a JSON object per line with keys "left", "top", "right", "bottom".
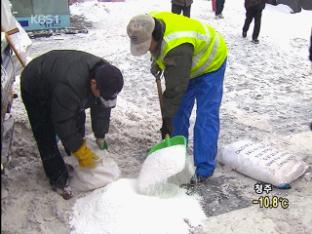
{"left": 94, "top": 64, "right": 124, "bottom": 99}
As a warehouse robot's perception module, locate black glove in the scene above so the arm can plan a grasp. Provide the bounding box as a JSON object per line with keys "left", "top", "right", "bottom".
{"left": 160, "top": 117, "right": 173, "bottom": 139}
{"left": 150, "top": 61, "right": 162, "bottom": 79}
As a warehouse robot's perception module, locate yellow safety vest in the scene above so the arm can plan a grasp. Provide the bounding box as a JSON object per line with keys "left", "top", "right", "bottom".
{"left": 150, "top": 12, "right": 228, "bottom": 79}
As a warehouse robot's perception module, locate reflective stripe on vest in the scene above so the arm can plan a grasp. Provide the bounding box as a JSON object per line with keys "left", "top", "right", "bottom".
{"left": 192, "top": 32, "right": 221, "bottom": 78}
{"left": 192, "top": 24, "right": 211, "bottom": 66}
{"left": 159, "top": 29, "right": 210, "bottom": 62}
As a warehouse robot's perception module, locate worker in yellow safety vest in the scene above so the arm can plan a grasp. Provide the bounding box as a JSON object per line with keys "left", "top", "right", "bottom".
{"left": 127, "top": 12, "right": 227, "bottom": 184}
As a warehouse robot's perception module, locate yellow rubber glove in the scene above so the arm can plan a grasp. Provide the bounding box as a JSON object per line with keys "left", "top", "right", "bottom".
{"left": 73, "top": 141, "right": 100, "bottom": 168}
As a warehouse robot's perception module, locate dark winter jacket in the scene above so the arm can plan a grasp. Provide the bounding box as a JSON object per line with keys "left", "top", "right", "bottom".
{"left": 245, "top": 0, "right": 266, "bottom": 8}
{"left": 161, "top": 44, "right": 194, "bottom": 118}
{"left": 21, "top": 50, "right": 110, "bottom": 152}
{"left": 151, "top": 20, "right": 194, "bottom": 118}
{"left": 172, "top": 0, "right": 193, "bottom": 7}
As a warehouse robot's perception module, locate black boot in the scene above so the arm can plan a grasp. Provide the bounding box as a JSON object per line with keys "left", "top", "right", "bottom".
{"left": 190, "top": 174, "right": 208, "bottom": 185}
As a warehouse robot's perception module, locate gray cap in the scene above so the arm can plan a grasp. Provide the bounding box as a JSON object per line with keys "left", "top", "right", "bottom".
{"left": 127, "top": 14, "right": 155, "bottom": 56}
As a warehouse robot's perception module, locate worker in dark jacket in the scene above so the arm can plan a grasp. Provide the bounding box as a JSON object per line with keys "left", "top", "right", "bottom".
{"left": 127, "top": 13, "right": 227, "bottom": 184}
{"left": 171, "top": 0, "right": 193, "bottom": 17}
{"left": 21, "top": 50, "right": 124, "bottom": 199}
{"left": 242, "top": 0, "right": 266, "bottom": 44}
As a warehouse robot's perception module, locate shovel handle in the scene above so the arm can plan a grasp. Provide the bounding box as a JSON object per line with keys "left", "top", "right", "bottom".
{"left": 156, "top": 74, "right": 170, "bottom": 140}
{"left": 156, "top": 76, "right": 164, "bottom": 113}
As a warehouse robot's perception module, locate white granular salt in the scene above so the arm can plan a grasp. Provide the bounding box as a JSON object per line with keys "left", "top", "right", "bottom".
{"left": 137, "top": 144, "right": 186, "bottom": 195}
{"left": 70, "top": 179, "right": 206, "bottom": 234}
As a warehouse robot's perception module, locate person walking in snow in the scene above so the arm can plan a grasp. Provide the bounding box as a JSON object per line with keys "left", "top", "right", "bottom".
{"left": 171, "top": 0, "right": 193, "bottom": 18}
{"left": 215, "top": 0, "right": 225, "bottom": 19}
{"left": 127, "top": 12, "right": 228, "bottom": 184}
{"left": 242, "top": 0, "right": 266, "bottom": 44}
{"left": 21, "top": 50, "right": 124, "bottom": 199}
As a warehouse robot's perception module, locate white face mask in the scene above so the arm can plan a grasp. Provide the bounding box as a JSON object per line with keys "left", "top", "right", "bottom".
{"left": 98, "top": 93, "right": 118, "bottom": 108}
{"left": 99, "top": 97, "right": 117, "bottom": 108}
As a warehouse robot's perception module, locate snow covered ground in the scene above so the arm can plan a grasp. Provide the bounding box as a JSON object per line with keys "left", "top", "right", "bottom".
{"left": 1, "top": 0, "right": 312, "bottom": 233}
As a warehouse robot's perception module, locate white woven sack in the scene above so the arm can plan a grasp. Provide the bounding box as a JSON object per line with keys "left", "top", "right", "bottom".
{"left": 219, "top": 140, "right": 309, "bottom": 187}
{"left": 69, "top": 135, "right": 120, "bottom": 192}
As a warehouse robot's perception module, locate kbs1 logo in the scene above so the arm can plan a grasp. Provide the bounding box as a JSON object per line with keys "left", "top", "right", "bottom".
{"left": 30, "top": 15, "right": 61, "bottom": 27}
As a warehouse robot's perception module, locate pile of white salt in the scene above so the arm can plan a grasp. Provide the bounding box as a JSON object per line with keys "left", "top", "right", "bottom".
{"left": 137, "top": 144, "right": 187, "bottom": 195}
{"left": 70, "top": 179, "right": 206, "bottom": 234}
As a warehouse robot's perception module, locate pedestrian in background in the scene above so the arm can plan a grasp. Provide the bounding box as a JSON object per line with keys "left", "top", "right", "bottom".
{"left": 171, "top": 0, "right": 193, "bottom": 18}
{"left": 242, "top": 0, "right": 266, "bottom": 44}
{"left": 215, "top": 0, "right": 225, "bottom": 19}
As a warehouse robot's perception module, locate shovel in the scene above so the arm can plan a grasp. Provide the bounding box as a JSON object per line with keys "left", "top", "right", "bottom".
{"left": 137, "top": 73, "right": 187, "bottom": 195}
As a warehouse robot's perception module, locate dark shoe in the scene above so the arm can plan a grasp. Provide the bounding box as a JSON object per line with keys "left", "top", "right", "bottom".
{"left": 242, "top": 31, "right": 247, "bottom": 38}
{"left": 190, "top": 174, "right": 208, "bottom": 185}
{"left": 51, "top": 180, "right": 73, "bottom": 200}
{"left": 252, "top": 39, "right": 259, "bottom": 44}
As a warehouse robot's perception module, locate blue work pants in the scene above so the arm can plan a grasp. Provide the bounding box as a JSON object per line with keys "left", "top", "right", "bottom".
{"left": 172, "top": 60, "right": 226, "bottom": 177}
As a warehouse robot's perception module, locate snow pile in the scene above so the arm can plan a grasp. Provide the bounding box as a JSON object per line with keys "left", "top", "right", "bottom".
{"left": 262, "top": 6, "right": 312, "bottom": 50}
{"left": 69, "top": 0, "right": 161, "bottom": 26}
{"left": 69, "top": 1, "right": 111, "bottom": 23}
{"left": 70, "top": 179, "right": 206, "bottom": 234}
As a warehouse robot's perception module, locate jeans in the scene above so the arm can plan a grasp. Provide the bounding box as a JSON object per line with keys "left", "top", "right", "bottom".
{"left": 242, "top": 5, "right": 264, "bottom": 40}
{"left": 216, "top": 0, "right": 225, "bottom": 15}
{"left": 172, "top": 4, "right": 191, "bottom": 17}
